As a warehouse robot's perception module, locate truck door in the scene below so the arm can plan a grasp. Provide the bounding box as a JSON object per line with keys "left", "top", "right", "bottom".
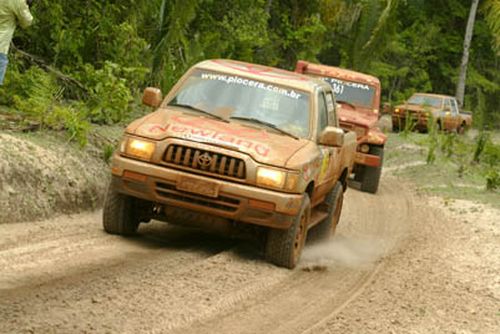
{"left": 450, "top": 98, "right": 460, "bottom": 129}
{"left": 443, "top": 98, "right": 453, "bottom": 130}
{"left": 316, "top": 89, "right": 340, "bottom": 196}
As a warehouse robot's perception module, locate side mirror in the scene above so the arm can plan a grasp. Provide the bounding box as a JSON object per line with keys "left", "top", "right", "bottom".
{"left": 382, "top": 102, "right": 391, "bottom": 114}
{"left": 319, "top": 126, "right": 344, "bottom": 147}
{"left": 142, "top": 87, "right": 162, "bottom": 108}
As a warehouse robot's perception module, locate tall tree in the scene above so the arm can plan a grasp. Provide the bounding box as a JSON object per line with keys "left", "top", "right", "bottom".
{"left": 456, "top": 0, "right": 480, "bottom": 107}
{"left": 484, "top": 0, "right": 500, "bottom": 55}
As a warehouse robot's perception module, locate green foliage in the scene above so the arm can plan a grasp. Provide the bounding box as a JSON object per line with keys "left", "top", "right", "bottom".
{"left": 485, "top": 169, "right": 500, "bottom": 190}
{"left": 483, "top": 0, "right": 500, "bottom": 55}
{"left": 2, "top": 0, "right": 500, "bottom": 148}
{"left": 481, "top": 134, "right": 500, "bottom": 190}
{"left": 45, "top": 105, "right": 90, "bottom": 147}
{"left": 473, "top": 131, "right": 490, "bottom": 162}
{"left": 102, "top": 144, "right": 115, "bottom": 164}
{"left": 1, "top": 65, "right": 90, "bottom": 146}
{"left": 77, "top": 62, "right": 133, "bottom": 124}
{"left": 416, "top": 129, "right": 500, "bottom": 190}
{"left": 3, "top": 65, "right": 58, "bottom": 123}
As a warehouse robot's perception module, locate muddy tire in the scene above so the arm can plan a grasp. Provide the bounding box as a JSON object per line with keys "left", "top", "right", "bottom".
{"left": 308, "top": 182, "right": 344, "bottom": 242}
{"left": 265, "top": 195, "right": 310, "bottom": 269}
{"left": 102, "top": 183, "right": 140, "bottom": 236}
{"left": 437, "top": 120, "right": 442, "bottom": 131}
{"left": 355, "top": 146, "right": 384, "bottom": 194}
{"left": 457, "top": 122, "right": 466, "bottom": 134}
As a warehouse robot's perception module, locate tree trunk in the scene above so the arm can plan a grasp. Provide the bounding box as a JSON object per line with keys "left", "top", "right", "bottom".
{"left": 265, "top": 0, "right": 273, "bottom": 15}
{"left": 456, "top": 0, "right": 480, "bottom": 107}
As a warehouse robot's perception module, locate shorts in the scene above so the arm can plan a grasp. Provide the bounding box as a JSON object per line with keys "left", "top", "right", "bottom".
{"left": 0, "top": 53, "right": 8, "bottom": 85}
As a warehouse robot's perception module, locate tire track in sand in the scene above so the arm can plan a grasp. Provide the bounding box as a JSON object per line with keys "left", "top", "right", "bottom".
{"left": 0, "top": 176, "right": 414, "bottom": 333}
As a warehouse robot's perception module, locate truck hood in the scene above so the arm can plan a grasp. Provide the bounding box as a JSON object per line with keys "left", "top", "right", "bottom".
{"left": 337, "top": 104, "right": 387, "bottom": 145}
{"left": 126, "top": 108, "right": 310, "bottom": 166}
{"left": 337, "top": 104, "right": 378, "bottom": 129}
{"left": 395, "top": 104, "right": 439, "bottom": 113}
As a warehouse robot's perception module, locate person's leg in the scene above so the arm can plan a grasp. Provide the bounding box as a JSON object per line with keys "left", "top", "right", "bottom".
{"left": 0, "top": 53, "right": 9, "bottom": 86}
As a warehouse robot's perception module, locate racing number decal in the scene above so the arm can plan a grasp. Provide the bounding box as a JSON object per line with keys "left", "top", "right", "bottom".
{"left": 318, "top": 148, "right": 331, "bottom": 182}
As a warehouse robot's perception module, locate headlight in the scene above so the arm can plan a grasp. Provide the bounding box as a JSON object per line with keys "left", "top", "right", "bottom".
{"left": 394, "top": 108, "right": 400, "bottom": 113}
{"left": 354, "top": 126, "right": 367, "bottom": 137}
{"left": 257, "top": 167, "right": 286, "bottom": 189}
{"left": 121, "top": 137, "right": 155, "bottom": 161}
{"left": 256, "top": 167, "right": 300, "bottom": 191}
{"left": 360, "top": 144, "right": 370, "bottom": 153}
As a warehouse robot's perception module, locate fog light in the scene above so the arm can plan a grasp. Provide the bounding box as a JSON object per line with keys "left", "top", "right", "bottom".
{"left": 122, "top": 138, "right": 155, "bottom": 161}
{"left": 360, "top": 144, "right": 370, "bottom": 153}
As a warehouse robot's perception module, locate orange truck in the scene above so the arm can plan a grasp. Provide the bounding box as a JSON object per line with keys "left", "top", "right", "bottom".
{"left": 392, "top": 93, "right": 473, "bottom": 133}
{"left": 295, "top": 61, "right": 387, "bottom": 194}
{"left": 103, "top": 59, "right": 357, "bottom": 268}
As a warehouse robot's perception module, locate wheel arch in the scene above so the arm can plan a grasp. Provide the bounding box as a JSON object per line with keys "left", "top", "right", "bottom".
{"left": 339, "top": 168, "right": 349, "bottom": 191}
{"left": 305, "top": 181, "right": 315, "bottom": 199}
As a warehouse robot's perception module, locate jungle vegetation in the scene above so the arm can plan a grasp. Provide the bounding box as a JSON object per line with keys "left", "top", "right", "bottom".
{"left": 0, "top": 0, "right": 499, "bottom": 146}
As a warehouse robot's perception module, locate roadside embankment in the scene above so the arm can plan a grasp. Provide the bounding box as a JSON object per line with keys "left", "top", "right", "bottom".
{"left": 0, "top": 129, "right": 120, "bottom": 224}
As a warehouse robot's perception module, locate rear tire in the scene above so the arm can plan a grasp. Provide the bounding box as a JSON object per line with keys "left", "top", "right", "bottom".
{"left": 457, "top": 122, "right": 466, "bottom": 134}
{"left": 392, "top": 122, "right": 400, "bottom": 133}
{"left": 265, "top": 195, "right": 310, "bottom": 269}
{"left": 355, "top": 146, "right": 384, "bottom": 194}
{"left": 102, "top": 183, "right": 140, "bottom": 235}
{"left": 308, "top": 182, "right": 343, "bottom": 242}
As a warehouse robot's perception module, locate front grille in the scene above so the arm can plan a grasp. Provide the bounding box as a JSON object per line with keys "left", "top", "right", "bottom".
{"left": 340, "top": 122, "right": 367, "bottom": 137}
{"left": 163, "top": 144, "right": 246, "bottom": 179}
{"left": 155, "top": 182, "right": 240, "bottom": 212}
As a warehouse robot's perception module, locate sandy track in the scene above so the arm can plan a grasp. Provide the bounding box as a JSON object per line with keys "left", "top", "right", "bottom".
{"left": 1, "top": 176, "right": 497, "bottom": 333}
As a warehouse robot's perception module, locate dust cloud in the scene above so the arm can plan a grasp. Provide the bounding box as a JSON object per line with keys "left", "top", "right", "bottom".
{"left": 300, "top": 235, "right": 386, "bottom": 271}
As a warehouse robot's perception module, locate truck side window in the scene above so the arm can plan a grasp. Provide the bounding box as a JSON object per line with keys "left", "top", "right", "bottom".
{"left": 318, "top": 91, "right": 328, "bottom": 136}
{"left": 325, "top": 92, "right": 337, "bottom": 126}
{"left": 444, "top": 99, "right": 451, "bottom": 111}
{"left": 450, "top": 98, "right": 459, "bottom": 114}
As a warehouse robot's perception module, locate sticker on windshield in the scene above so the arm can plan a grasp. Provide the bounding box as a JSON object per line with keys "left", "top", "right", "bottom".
{"left": 200, "top": 73, "right": 303, "bottom": 100}
{"left": 321, "top": 77, "right": 370, "bottom": 95}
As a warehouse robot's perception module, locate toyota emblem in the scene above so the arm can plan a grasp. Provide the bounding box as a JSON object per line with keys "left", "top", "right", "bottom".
{"left": 198, "top": 153, "right": 212, "bottom": 167}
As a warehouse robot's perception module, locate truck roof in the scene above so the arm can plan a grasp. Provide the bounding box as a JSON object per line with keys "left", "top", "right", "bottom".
{"left": 295, "top": 61, "right": 380, "bottom": 87}
{"left": 411, "top": 93, "right": 454, "bottom": 99}
{"left": 195, "top": 59, "right": 330, "bottom": 93}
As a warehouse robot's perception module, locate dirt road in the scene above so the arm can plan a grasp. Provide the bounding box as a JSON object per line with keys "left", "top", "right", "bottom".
{"left": 1, "top": 176, "right": 498, "bottom": 333}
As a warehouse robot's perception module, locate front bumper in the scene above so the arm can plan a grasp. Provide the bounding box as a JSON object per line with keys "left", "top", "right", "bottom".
{"left": 110, "top": 154, "right": 304, "bottom": 229}
{"left": 355, "top": 152, "right": 381, "bottom": 167}
{"left": 392, "top": 114, "right": 429, "bottom": 130}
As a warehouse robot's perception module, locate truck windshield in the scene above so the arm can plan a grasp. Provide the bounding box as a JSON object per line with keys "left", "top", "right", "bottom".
{"left": 319, "top": 77, "right": 375, "bottom": 108}
{"left": 167, "top": 69, "right": 310, "bottom": 138}
{"left": 407, "top": 95, "right": 442, "bottom": 108}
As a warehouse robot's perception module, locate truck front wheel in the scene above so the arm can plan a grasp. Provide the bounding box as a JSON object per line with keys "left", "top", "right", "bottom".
{"left": 457, "top": 122, "right": 466, "bottom": 134}
{"left": 102, "top": 183, "right": 141, "bottom": 235}
{"left": 355, "top": 146, "right": 384, "bottom": 194}
{"left": 308, "top": 181, "right": 343, "bottom": 242}
{"left": 265, "top": 195, "right": 310, "bottom": 269}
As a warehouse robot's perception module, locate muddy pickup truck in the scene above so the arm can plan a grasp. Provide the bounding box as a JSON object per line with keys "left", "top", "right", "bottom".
{"left": 392, "top": 93, "right": 473, "bottom": 133}
{"left": 295, "top": 60, "right": 387, "bottom": 194}
{"left": 103, "top": 59, "right": 357, "bottom": 268}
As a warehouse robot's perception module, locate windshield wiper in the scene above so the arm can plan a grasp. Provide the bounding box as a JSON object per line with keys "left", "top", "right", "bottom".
{"left": 230, "top": 116, "right": 299, "bottom": 140}
{"left": 337, "top": 100, "right": 357, "bottom": 110}
{"left": 168, "top": 102, "right": 229, "bottom": 123}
